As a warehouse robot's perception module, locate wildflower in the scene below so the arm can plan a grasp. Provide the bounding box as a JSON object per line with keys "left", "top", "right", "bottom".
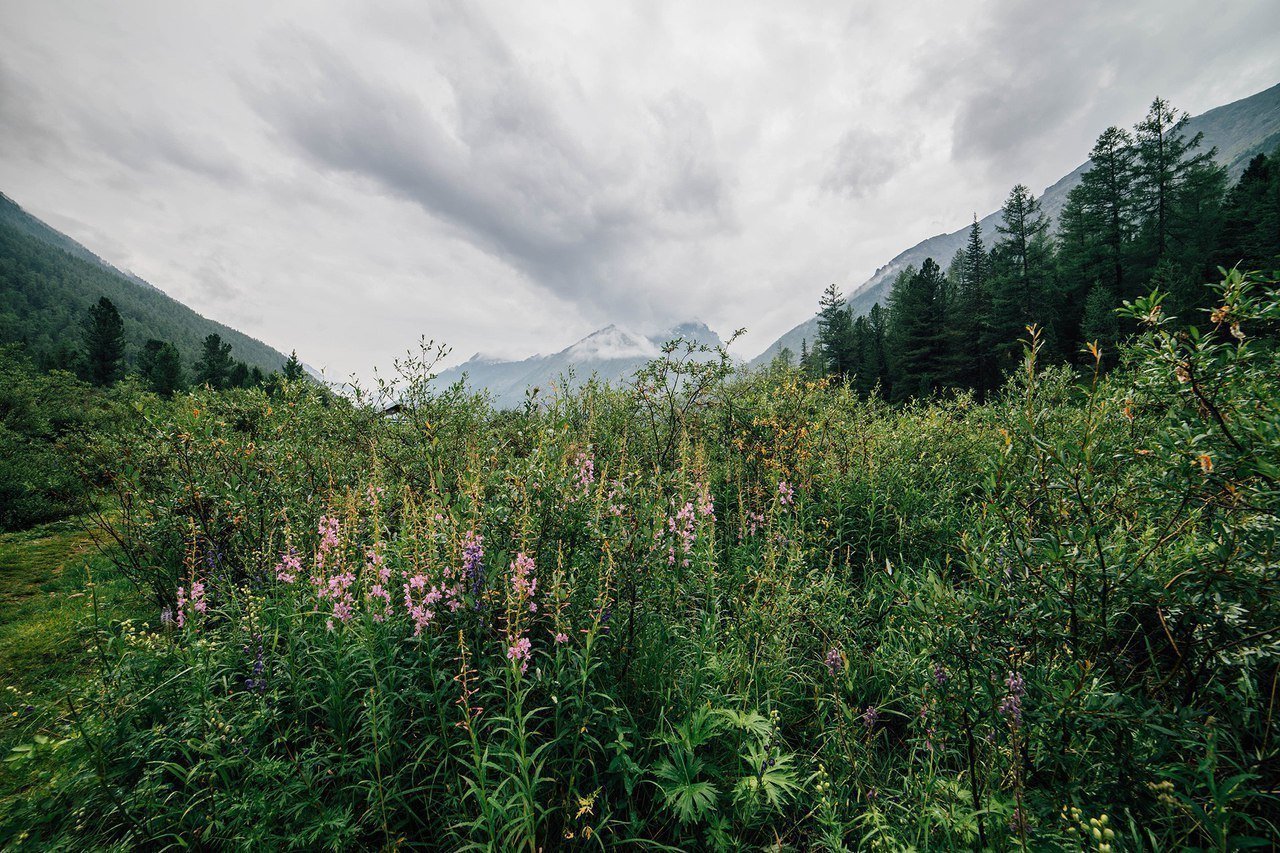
{"left": 696, "top": 481, "right": 714, "bottom": 518}
{"left": 554, "top": 631, "right": 569, "bottom": 644}
{"left": 572, "top": 452, "right": 595, "bottom": 493}
{"left": 862, "top": 705, "right": 879, "bottom": 730}
{"left": 315, "top": 514, "right": 341, "bottom": 571}
{"left": 190, "top": 581, "right": 207, "bottom": 614}
{"left": 933, "top": 663, "right": 948, "bottom": 687}
{"left": 509, "top": 552, "right": 537, "bottom": 613}
{"left": 403, "top": 577, "right": 443, "bottom": 636}
{"left": 999, "top": 671, "right": 1026, "bottom": 725}
{"left": 367, "top": 583, "right": 393, "bottom": 622}
{"left": 665, "top": 501, "right": 698, "bottom": 567}
{"left": 507, "top": 636, "right": 532, "bottom": 673}
{"left": 778, "top": 480, "right": 795, "bottom": 506}
{"left": 275, "top": 549, "right": 302, "bottom": 584}
{"left": 824, "top": 646, "right": 843, "bottom": 676}
{"left": 461, "top": 530, "right": 486, "bottom": 601}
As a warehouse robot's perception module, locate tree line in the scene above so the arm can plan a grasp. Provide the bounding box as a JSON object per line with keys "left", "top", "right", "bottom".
{"left": 799, "top": 97, "right": 1280, "bottom": 400}
{"left": 80, "top": 294, "right": 308, "bottom": 395}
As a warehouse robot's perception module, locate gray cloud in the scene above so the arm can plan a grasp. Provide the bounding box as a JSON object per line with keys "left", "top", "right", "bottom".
{"left": 241, "top": 15, "right": 733, "bottom": 319}
{"left": 823, "top": 126, "right": 916, "bottom": 198}
{"left": 1, "top": 0, "right": 1278, "bottom": 378}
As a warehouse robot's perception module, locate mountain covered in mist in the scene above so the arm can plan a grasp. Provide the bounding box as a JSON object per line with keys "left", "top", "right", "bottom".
{"left": 753, "top": 81, "right": 1280, "bottom": 365}
{"left": 434, "top": 321, "right": 723, "bottom": 407}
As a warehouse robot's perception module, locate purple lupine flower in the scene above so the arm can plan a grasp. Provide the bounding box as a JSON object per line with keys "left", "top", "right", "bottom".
{"left": 933, "top": 663, "right": 948, "bottom": 688}
{"left": 862, "top": 705, "right": 880, "bottom": 730}
{"left": 825, "top": 647, "right": 843, "bottom": 676}
{"left": 999, "top": 671, "right": 1026, "bottom": 724}
{"left": 461, "top": 530, "right": 485, "bottom": 600}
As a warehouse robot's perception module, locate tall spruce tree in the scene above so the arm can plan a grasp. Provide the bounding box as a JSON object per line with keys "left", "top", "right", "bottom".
{"left": 948, "top": 216, "right": 994, "bottom": 397}
{"left": 888, "top": 258, "right": 948, "bottom": 400}
{"left": 283, "top": 350, "right": 306, "bottom": 382}
{"left": 195, "top": 333, "right": 234, "bottom": 390}
{"left": 989, "top": 184, "right": 1055, "bottom": 368}
{"left": 815, "top": 283, "right": 854, "bottom": 378}
{"left": 83, "top": 296, "right": 126, "bottom": 387}
{"left": 1133, "top": 98, "right": 1218, "bottom": 272}
{"left": 1212, "top": 151, "right": 1280, "bottom": 274}
{"left": 138, "top": 339, "right": 184, "bottom": 396}
{"left": 867, "top": 303, "right": 891, "bottom": 399}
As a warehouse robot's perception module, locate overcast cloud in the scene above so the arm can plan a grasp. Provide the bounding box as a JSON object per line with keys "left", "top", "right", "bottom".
{"left": 1, "top": 0, "right": 1278, "bottom": 379}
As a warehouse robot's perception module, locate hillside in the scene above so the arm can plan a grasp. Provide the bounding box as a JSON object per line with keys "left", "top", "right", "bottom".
{"left": 0, "top": 193, "right": 290, "bottom": 374}
{"left": 434, "top": 321, "right": 724, "bottom": 407}
{"left": 753, "top": 81, "right": 1280, "bottom": 364}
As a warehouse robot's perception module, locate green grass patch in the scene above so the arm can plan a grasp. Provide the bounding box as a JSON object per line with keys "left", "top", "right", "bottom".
{"left": 0, "top": 518, "right": 149, "bottom": 807}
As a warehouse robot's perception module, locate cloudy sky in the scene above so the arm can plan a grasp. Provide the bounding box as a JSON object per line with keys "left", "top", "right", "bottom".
{"left": 2, "top": 1, "right": 1278, "bottom": 378}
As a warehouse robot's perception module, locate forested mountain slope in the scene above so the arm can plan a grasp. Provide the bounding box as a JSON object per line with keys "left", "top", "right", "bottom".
{"left": 0, "top": 193, "right": 289, "bottom": 373}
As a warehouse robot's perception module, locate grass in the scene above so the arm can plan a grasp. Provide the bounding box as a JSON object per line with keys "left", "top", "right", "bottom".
{"left": 0, "top": 517, "right": 149, "bottom": 804}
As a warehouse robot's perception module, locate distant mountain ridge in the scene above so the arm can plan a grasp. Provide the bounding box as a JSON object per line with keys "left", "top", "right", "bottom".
{"left": 0, "top": 192, "right": 291, "bottom": 374}
{"left": 752, "top": 81, "right": 1280, "bottom": 365}
{"left": 434, "top": 321, "right": 723, "bottom": 408}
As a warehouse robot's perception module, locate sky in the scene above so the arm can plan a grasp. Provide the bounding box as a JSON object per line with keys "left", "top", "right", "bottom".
{"left": 2, "top": 1, "right": 1279, "bottom": 380}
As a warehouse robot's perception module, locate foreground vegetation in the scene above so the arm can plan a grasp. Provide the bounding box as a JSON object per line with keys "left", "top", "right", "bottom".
{"left": 0, "top": 269, "right": 1276, "bottom": 849}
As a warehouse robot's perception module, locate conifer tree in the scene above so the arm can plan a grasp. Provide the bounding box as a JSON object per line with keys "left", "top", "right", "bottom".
{"left": 888, "top": 258, "right": 948, "bottom": 399}
{"left": 1133, "top": 98, "right": 1217, "bottom": 269}
{"left": 195, "top": 333, "right": 234, "bottom": 390}
{"left": 989, "top": 185, "right": 1054, "bottom": 368}
{"left": 1212, "top": 151, "right": 1280, "bottom": 273}
{"left": 283, "top": 350, "right": 306, "bottom": 382}
{"left": 83, "top": 296, "right": 126, "bottom": 387}
{"left": 1079, "top": 282, "right": 1120, "bottom": 365}
{"left": 816, "top": 283, "right": 854, "bottom": 378}
{"left": 948, "top": 217, "right": 994, "bottom": 396}
{"left": 138, "top": 339, "right": 184, "bottom": 396}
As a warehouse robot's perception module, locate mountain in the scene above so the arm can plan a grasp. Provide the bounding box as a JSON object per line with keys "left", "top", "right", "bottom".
{"left": 0, "top": 192, "right": 290, "bottom": 374}
{"left": 752, "top": 81, "right": 1280, "bottom": 365}
{"left": 434, "top": 321, "right": 723, "bottom": 408}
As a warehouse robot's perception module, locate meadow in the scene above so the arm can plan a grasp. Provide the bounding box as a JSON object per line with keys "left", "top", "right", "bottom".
{"left": 0, "top": 271, "right": 1277, "bottom": 850}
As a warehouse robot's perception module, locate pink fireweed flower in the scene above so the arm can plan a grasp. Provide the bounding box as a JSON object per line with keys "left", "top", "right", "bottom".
{"left": 174, "top": 577, "right": 206, "bottom": 628}
{"left": 572, "top": 452, "right": 596, "bottom": 493}
{"left": 315, "top": 514, "right": 341, "bottom": 571}
{"left": 778, "top": 480, "right": 795, "bottom": 505}
{"left": 554, "top": 631, "right": 569, "bottom": 644}
{"left": 696, "top": 482, "right": 715, "bottom": 518}
{"left": 319, "top": 571, "right": 356, "bottom": 629}
{"left": 507, "top": 636, "right": 533, "bottom": 673}
{"left": 190, "top": 580, "right": 207, "bottom": 614}
{"left": 403, "top": 575, "right": 444, "bottom": 636}
{"left": 366, "top": 583, "right": 393, "bottom": 622}
{"left": 606, "top": 482, "right": 624, "bottom": 517}
{"left": 509, "top": 552, "right": 537, "bottom": 613}
{"left": 664, "top": 502, "right": 698, "bottom": 567}
{"left": 275, "top": 549, "right": 302, "bottom": 584}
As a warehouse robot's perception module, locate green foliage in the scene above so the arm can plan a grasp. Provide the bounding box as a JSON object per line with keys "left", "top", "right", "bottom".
{"left": 0, "top": 348, "right": 105, "bottom": 530}
{"left": 82, "top": 296, "right": 125, "bottom": 387}
{"left": 137, "top": 338, "right": 184, "bottom": 397}
{"left": 4, "top": 276, "right": 1280, "bottom": 847}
